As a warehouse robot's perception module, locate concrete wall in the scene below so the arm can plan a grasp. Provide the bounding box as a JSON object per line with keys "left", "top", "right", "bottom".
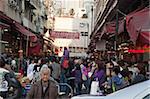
{"left": 53, "top": 17, "right": 89, "bottom": 47}
{"left": 1, "top": 0, "right": 21, "bottom": 23}
{"left": 53, "top": 17, "right": 89, "bottom": 57}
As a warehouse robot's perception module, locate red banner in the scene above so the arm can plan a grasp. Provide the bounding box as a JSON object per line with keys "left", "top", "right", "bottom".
{"left": 50, "top": 31, "right": 80, "bottom": 39}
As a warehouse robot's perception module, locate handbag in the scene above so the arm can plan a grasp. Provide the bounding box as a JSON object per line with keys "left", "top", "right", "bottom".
{"left": 90, "top": 80, "right": 102, "bottom": 95}
{"left": 82, "top": 74, "right": 87, "bottom": 81}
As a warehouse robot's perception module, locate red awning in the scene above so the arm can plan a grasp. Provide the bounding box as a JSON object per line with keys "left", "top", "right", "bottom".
{"left": 126, "top": 7, "right": 150, "bottom": 44}
{"left": 97, "top": 19, "right": 124, "bottom": 40}
{"left": 138, "top": 30, "right": 150, "bottom": 45}
{"left": 0, "top": 12, "right": 37, "bottom": 42}
{"left": 28, "top": 43, "right": 41, "bottom": 55}
{"left": 14, "top": 21, "right": 37, "bottom": 42}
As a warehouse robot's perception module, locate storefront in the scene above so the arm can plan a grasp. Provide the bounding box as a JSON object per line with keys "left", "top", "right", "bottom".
{"left": 0, "top": 11, "right": 37, "bottom": 56}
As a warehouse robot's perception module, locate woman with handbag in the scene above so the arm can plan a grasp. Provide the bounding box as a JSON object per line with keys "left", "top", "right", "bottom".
{"left": 90, "top": 61, "right": 106, "bottom": 95}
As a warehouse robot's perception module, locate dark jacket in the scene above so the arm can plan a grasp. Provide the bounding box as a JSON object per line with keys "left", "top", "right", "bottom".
{"left": 27, "top": 80, "right": 58, "bottom": 99}
{"left": 74, "top": 69, "right": 82, "bottom": 83}
{"left": 132, "top": 74, "right": 147, "bottom": 84}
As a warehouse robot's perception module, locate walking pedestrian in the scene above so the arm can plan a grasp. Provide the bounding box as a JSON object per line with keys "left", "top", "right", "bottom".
{"left": 51, "top": 57, "right": 61, "bottom": 82}
{"left": 27, "top": 66, "right": 58, "bottom": 99}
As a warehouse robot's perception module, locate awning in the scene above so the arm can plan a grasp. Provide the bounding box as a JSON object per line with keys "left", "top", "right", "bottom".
{"left": 138, "top": 30, "right": 150, "bottom": 45}
{"left": 0, "top": 22, "right": 10, "bottom": 29}
{"left": 126, "top": 7, "right": 150, "bottom": 44}
{"left": 97, "top": 19, "right": 125, "bottom": 40}
{"left": 0, "top": 11, "right": 12, "bottom": 23}
{"left": 14, "top": 21, "right": 37, "bottom": 42}
{"left": 0, "top": 12, "right": 12, "bottom": 28}
{"left": 105, "top": 19, "right": 124, "bottom": 34}
{"left": 28, "top": 43, "right": 41, "bottom": 55}
{"left": 0, "top": 11, "right": 37, "bottom": 42}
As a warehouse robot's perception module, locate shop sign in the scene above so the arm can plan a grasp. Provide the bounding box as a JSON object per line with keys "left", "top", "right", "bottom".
{"left": 50, "top": 31, "right": 80, "bottom": 39}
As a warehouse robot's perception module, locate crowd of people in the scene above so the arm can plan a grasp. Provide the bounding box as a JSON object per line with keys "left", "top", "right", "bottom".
{"left": 0, "top": 50, "right": 149, "bottom": 98}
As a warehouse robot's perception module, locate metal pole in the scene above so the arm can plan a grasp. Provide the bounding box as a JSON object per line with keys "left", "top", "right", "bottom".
{"left": 0, "top": 28, "right": 2, "bottom": 54}
{"left": 115, "top": 8, "right": 119, "bottom": 61}
{"left": 26, "top": 36, "right": 29, "bottom": 57}
{"left": 87, "top": 23, "right": 89, "bottom": 48}
{"left": 91, "top": 6, "right": 93, "bottom": 33}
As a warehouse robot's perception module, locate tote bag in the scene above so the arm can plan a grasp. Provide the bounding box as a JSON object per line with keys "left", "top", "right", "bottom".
{"left": 90, "top": 81, "right": 102, "bottom": 95}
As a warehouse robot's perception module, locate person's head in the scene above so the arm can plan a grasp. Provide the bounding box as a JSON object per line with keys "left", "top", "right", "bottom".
{"left": 137, "top": 63, "right": 146, "bottom": 75}
{"left": 78, "top": 59, "right": 83, "bottom": 65}
{"left": 87, "top": 62, "right": 91, "bottom": 67}
{"left": 95, "top": 61, "right": 105, "bottom": 71}
{"left": 41, "top": 58, "right": 47, "bottom": 65}
{"left": 75, "top": 64, "right": 81, "bottom": 70}
{"left": 118, "top": 60, "right": 125, "bottom": 67}
{"left": 112, "top": 66, "right": 120, "bottom": 76}
{"left": 38, "top": 59, "right": 41, "bottom": 64}
{"left": 64, "top": 47, "right": 67, "bottom": 50}
{"left": 31, "top": 59, "right": 35, "bottom": 64}
{"left": 34, "top": 59, "right": 38, "bottom": 64}
{"left": 40, "top": 66, "right": 51, "bottom": 82}
{"left": 51, "top": 57, "right": 56, "bottom": 63}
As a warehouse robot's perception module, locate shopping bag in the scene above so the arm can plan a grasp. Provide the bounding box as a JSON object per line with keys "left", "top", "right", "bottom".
{"left": 82, "top": 74, "right": 87, "bottom": 81}
{"left": 90, "top": 81, "right": 102, "bottom": 95}
{"left": 62, "top": 59, "right": 69, "bottom": 69}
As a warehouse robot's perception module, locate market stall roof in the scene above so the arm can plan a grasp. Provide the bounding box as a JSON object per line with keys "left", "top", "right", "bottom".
{"left": 0, "top": 22, "right": 10, "bottom": 29}
{"left": 138, "top": 29, "right": 150, "bottom": 45}
{"left": 14, "top": 21, "right": 37, "bottom": 42}
{"left": 0, "top": 11, "right": 37, "bottom": 42}
{"left": 126, "top": 7, "right": 150, "bottom": 44}
{"left": 98, "top": 19, "right": 125, "bottom": 40}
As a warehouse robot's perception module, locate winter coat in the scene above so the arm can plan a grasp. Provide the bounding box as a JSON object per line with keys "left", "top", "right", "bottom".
{"left": 26, "top": 80, "right": 58, "bottom": 99}
{"left": 132, "top": 74, "right": 147, "bottom": 84}
{"left": 74, "top": 70, "right": 82, "bottom": 83}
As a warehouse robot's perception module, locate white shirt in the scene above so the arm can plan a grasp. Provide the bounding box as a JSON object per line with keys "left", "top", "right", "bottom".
{"left": 0, "top": 68, "right": 9, "bottom": 92}
{"left": 27, "top": 63, "right": 35, "bottom": 78}
{"left": 11, "top": 60, "right": 16, "bottom": 68}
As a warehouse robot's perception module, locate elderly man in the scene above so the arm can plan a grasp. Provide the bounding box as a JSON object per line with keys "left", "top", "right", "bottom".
{"left": 27, "top": 66, "right": 58, "bottom": 99}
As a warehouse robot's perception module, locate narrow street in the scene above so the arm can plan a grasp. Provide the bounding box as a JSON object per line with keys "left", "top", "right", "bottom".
{"left": 0, "top": 0, "right": 150, "bottom": 99}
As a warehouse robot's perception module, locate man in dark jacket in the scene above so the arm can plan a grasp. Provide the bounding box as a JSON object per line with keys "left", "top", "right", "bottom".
{"left": 27, "top": 66, "right": 58, "bottom": 99}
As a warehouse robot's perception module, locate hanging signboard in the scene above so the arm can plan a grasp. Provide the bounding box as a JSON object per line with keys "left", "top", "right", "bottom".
{"left": 50, "top": 31, "right": 80, "bottom": 39}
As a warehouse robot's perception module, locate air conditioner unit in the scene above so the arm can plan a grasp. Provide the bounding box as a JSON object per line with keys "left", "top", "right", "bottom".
{"left": 80, "top": 8, "right": 86, "bottom": 13}
{"left": 78, "top": 8, "right": 87, "bottom": 18}
{"left": 8, "top": 0, "right": 17, "bottom": 7}
{"left": 14, "top": 5, "right": 20, "bottom": 11}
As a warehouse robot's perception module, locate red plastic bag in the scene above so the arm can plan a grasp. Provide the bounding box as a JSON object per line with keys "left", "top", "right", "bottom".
{"left": 62, "top": 59, "right": 69, "bottom": 69}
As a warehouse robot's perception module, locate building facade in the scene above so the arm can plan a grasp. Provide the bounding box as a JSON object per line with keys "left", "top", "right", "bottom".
{"left": 44, "top": 0, "right": 94, "bottom": 57}
{"left": 0, "top": 0, "right": 47, "bottom": 56}
{"left": 89, "top": 0, "right": 149, "bottom": 61}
